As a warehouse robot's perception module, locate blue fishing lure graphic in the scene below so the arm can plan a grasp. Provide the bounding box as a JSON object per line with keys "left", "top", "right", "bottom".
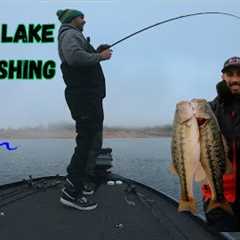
{"left": 0, "top": 141, "right": 18, "bottom": 151}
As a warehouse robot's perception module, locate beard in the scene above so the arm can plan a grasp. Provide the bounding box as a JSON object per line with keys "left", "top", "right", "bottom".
{"left": 228, "top": 83, "right": 240, "bottom": 95}
{"left": 222, "top": 79, "right": 240, "bottom": 95}
{"left": 229, "top": 82, "right": 240, "bottom": 87}
{"left": 78, "top": 23, "right": 85, "bottom": 32}
{"left": 77, "top": 26, "right": 83, "bottom": 31}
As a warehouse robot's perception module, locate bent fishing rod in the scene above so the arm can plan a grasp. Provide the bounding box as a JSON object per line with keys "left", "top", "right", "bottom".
{"left": 107, "top": 11, "right": 240, "bottom": 49}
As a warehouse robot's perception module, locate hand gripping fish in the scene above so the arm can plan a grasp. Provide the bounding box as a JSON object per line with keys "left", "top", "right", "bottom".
{"left": 170, "top": 101, "right": 206, "bottom": 214}
{"left": 191, "top": 99, "right": 233, "bottom": 215}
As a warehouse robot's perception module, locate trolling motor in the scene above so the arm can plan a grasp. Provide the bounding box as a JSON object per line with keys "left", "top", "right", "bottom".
{"left": 95, "top": 148, "right": 113, "bottom": 175}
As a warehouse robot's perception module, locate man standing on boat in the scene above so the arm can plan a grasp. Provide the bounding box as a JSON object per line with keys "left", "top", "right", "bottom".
{"left": 201, "top": 56, "right": 240, "bottom": 231}
{"left": 56, "top": 9, "right": 112, "bottom": 210}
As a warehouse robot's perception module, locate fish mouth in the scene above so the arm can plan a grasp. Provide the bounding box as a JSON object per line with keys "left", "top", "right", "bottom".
{"left": 197, "top": 118, "right": 207, "bottom": 126}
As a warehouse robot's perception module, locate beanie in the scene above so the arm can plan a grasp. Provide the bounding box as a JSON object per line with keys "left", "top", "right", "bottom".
{"left": 56, "top": 9, "right": 84, "bottom": 24}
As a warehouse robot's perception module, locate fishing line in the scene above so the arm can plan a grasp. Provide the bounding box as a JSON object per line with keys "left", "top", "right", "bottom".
{"left": 109, "top": 11, "right": 240, "bottom": 48}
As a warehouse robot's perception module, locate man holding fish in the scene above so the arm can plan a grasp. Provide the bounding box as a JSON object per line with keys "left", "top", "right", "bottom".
{"left": 171, "top": 56, "right": 240, "bottom": 231}
{"left": 202, "top": 56, "right": 240, "bottom": 231}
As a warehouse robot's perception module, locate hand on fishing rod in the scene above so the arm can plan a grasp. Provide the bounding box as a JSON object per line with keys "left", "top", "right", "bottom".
{"left": 97, "top": 44, "right": 111, "bottom": 53}
{"left": 99, "top": 48, "right": 112, "bottom": 61}
{"left": 97, "top": 44, "right": 113, "bottom": 61}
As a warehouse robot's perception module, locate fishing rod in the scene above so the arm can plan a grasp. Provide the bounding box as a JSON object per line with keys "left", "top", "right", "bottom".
{"left": 0, "top": 177, "right": 62, "bottom": 208}
{"left": 107, "top": 11, "right": 240, "bottom": 48}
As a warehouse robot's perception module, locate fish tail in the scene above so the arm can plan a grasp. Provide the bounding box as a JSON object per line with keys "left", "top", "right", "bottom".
{"left": 178, "top": 197, "right": 197, "bottom": 214}
{"left": 206, "top": 199, "right": 234, "bottom": 215}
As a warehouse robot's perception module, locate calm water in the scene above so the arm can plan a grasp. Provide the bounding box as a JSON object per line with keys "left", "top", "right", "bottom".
{"left": 0, "top": 138, "right": 203, "bottom": 208}
{"left": 1, "top": 138, "right": 239, "bottom": 238}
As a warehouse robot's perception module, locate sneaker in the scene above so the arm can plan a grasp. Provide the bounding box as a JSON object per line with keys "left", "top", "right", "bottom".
{"left": 60, "top": 188, "right": 97, "bottom": 211}
{"left": 82, "top": 183, "right": 95, "bottom": 196}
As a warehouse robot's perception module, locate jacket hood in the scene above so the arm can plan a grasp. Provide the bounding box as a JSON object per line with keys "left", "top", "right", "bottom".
{"left": 58, "top": 23, "right": 82, "bottom": 38}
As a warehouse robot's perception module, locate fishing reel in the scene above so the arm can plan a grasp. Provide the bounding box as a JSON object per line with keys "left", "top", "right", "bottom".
{"left": 96, "top": 44, "right": 111, "bottom": 53}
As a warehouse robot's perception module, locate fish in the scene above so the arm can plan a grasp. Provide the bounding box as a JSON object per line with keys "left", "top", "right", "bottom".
{"left": 170, "top": 101, "right": 206, "bottom": 214}
{"left": 191, "top": 98, "right": 233, "bottom": 214}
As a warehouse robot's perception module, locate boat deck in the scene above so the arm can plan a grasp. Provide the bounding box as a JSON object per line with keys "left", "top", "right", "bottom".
{"left": 0, "top": 175, "right": 232, "bottom": 240}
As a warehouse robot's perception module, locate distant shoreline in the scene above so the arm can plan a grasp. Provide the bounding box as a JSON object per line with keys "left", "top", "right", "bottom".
{"left": 0, "top": 126, "right": 172, "bottom": 139}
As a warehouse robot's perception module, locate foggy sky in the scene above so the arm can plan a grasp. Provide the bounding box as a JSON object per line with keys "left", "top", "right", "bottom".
{"left": 0, "top": 0, "right": 239, "bottom": 128}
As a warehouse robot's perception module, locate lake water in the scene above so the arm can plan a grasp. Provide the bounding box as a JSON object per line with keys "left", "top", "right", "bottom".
{"left": 0, "top": 137, "right": 204, "bottom": 211}
{"left": 2, "top": 137, "right": 240, "bottom": 239}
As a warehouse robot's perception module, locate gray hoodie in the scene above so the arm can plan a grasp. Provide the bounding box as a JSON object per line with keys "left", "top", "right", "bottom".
{"left": 57, "top": 24, "right": 102, "bottom": 67}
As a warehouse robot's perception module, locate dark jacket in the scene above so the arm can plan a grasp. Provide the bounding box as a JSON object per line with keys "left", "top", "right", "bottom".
{"left": 202, "top": 80, "right": 240, "bottom": 203}
{"left": 58, "top": 24, "right": 106, "bottom": 98}
{"left": 209, "top": 81, "right": 240, "bottom": 141}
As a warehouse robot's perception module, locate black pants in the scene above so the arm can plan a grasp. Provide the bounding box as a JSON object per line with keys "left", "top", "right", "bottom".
{"left": 65, "top": 89, "right": 104, "bottom": 191}
{"left": 203, "top": 199, "right": 240, "bottom": 231}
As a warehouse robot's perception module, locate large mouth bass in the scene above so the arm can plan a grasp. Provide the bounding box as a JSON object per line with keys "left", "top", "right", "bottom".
{"left": 191, "top": 99, "right": 233, "bottom": 214}
{"left": 170, "top": 101, "right": 205, "bottom": 214}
